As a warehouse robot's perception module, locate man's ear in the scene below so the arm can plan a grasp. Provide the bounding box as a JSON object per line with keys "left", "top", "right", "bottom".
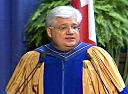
{"left": 46, "top": 27, "right": 52, "bottom": 38}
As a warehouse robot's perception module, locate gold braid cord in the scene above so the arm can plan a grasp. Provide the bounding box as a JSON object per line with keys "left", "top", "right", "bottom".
{"left": 83, "top": 46, "right": 125, "bottom": 94}
{"left": 6, "top": 51, "right": 44, "bottom": 94}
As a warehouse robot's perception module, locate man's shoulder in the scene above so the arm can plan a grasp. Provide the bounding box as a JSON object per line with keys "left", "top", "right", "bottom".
{"left": 78, "top": 42, "right": 93, "bottom": 49}
{"left": 34, "top": 44, "right": 49, "bottom": 53}
{"left": 21, "top": 50, "right": 40, "bottom": 60}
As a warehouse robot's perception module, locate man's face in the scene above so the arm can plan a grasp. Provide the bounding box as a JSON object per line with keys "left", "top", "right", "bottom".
{"left": 46, "top": 18, "right": 80, "bottom": 51}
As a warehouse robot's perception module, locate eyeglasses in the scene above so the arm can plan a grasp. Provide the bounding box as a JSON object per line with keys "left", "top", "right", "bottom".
{"left": 50, "top": 26, "right": 80, "bottom": 32}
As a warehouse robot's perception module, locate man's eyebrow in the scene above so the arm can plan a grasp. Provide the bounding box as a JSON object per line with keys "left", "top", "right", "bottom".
{"left": 59, "top": 23, "right": 79, "bottom": 26}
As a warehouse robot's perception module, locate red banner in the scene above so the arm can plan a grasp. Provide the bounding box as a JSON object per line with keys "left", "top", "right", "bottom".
{"left": 71, "top": 0, "right": 96, "bottom": 45}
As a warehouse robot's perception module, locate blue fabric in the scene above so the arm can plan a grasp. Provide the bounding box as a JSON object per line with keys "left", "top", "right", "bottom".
{"left": 35, "top": 42, "right": 92, "bottom": 94}
{"left": 120, "top": 87, "right": 128, "bottom": 94}
{"left": 2, "top": 92, "right": 7, "bottom": 94}
{"left": 35, "top": 42, "right": 92, "bottom": 62}
{"left": 0, "top": 0, "right": 44, "bottom": 93}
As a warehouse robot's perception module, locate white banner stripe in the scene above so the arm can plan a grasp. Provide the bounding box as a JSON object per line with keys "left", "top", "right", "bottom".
{"left": 88, "top": 0, "right": 96, "bottom": 43}
{"left": 80, "top": 0, "right": 88, "bottom": 7}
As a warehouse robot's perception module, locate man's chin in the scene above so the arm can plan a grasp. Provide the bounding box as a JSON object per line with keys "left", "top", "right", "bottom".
{"left": 65, "top": 43, "right": 77, "bottom": 48}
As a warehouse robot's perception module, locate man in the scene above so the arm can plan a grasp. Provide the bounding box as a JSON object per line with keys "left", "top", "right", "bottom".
{"left": 5, "top": 6, "right": 128, "bottom": 94}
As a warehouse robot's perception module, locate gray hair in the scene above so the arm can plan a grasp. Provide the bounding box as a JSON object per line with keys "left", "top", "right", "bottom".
{"left": 46, "top": 6, "right": 82, "bottom": 27}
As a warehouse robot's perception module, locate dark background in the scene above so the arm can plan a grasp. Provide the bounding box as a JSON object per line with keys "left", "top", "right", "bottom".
{"left": 0, "top": 0, "right": 44, "bottom": 93}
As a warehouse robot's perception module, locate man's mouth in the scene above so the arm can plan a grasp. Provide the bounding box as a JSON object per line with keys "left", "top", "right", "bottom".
{"left": 65, "top": 37, "right": 75, "bottom": 39}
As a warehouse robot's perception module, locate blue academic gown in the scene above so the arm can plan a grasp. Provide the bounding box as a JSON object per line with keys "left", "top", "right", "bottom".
{"left": 35, "top": 42, "right": 92, "bottom": 94}
{"left": 35, "top": 42, "right": 128, "bottom": 94}
{"left": 3, "top": 42, "right": 128, "bottom": 94}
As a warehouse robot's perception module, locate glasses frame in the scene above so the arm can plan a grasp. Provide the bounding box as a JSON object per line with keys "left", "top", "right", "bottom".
{"left": 49, "top": 25, "right": 80, "bottom": 32}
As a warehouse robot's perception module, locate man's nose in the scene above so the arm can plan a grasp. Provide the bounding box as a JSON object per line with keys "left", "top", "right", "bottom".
{"left": 66, "top": 27, "right": 74, "bottom": 34}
